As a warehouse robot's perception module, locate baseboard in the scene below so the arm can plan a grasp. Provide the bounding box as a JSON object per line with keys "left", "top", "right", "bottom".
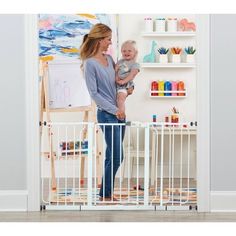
{"left": 211, "top": 191, "right": 236, "bottom": 212}
{"left": 0, "top": 190, "right": 28, "bottom": 211}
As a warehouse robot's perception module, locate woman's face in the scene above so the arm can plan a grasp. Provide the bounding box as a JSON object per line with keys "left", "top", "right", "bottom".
{"left": 99, "top": 33, "right": 112, "bottom": 52}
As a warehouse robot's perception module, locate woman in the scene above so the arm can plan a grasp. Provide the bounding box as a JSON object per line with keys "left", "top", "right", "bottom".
{"left": 80, "top": 23, "right": 127, "bottom": 201}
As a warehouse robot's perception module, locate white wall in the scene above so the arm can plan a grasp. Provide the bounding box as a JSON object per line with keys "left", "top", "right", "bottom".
{"left": 210, "top": 15, "right": 236, "bottom": 191}
{"left": 118, "top": 14, "right": 197, "bottom": 123}
{"left": 0, "top": 14, "right": 27, "bottom": 190}
{"left": 210, "top": 14, "right": 236, "bottom": 211}
{"left": 0, "top": 14, "right": 28, "bottom": 211}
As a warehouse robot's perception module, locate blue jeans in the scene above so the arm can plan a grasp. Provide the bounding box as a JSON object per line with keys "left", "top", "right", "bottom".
{"left": 97, "top": 109, "right": 125, "bottom": 197}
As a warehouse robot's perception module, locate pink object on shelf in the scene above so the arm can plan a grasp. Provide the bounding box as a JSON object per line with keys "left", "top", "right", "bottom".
{"left": 171, "top": 81, "right": 178, "bottom": 96}
{"left": 179, "top": 18, "right": 196, "bottom": 31}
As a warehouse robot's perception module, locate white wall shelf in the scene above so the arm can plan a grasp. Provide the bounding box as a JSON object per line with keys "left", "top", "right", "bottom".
{"left": 141, "top": 63, "right": 196, "bottom": 68}
{"left": 150, "top": 94, "right": 187, "bottom": 99}
{"left": 150, "top": 90, "right": 187, "bottom": 98}
{"left": 142, "top": 32, "right": 196, "bottom": 37}
{"left": 150, "top": 96, "right": 186, "bottom": 98}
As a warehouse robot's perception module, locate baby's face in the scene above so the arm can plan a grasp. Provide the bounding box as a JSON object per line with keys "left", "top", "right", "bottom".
{"left": 121, "top": 44, "right": 136, "bottom": 61}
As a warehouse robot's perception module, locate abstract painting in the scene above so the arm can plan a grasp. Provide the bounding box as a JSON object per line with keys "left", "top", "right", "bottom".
{"left": 38, "top": 14, "right": 118, "bottom": 61}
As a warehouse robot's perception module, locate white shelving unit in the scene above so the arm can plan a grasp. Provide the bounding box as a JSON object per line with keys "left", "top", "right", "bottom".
{"left": 142, "top": 31, "right": 196, "bottom": 37}
{"left": 150, "top": 90, "right": 187, "bottom": 98}
{"left": 141, "top": 63, "right": 196, "bottom": 68}
{"left": 142, "top": 28, "right": 196, "bottom": 101}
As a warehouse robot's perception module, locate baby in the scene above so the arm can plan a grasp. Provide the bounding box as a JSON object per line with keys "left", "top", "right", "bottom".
{"left": 115, "top": 40, "right": 140, "bottom": 114}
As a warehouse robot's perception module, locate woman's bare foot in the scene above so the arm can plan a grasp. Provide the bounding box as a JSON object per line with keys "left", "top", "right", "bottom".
{"left": 99, "top": 196, "right": 119, "bottom": 201}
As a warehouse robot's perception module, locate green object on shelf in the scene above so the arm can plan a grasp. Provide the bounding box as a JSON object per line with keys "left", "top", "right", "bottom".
{"left": 184, "top": 46, "right": 196, "bottom": 54}
{"left": 158, "top": 47, "right": 169, "bottom": 54}
{"left": 143, "top": 41, "right": 157, "bottom": 63}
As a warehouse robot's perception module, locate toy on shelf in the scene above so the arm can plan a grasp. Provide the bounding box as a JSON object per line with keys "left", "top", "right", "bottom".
{"left": 152, "top": 114, "right": 157, "bottom": 122}
{"left": 171, "top": 47, "right": 182, "bottom": 55}
{"left": 151, "top": 81, "right": 158, "bottom": 96}
{"left": 143, "top": 40, "right": 157, "bottom": 63}
{"left": 144, "top": 17, "right": 153, "bottom": 32}
{"left": 178, "top": 81, "right": 185, "bottom": 96}
{"left": 185, "top": 46, "right": 196, "bottom": 63}
{"left": 150, "top": 80, "right": 186, "bottom": 97}
{"left": 184, "top": 46, "right": 196, "bottom": 54}
{"left": 179, "top": 18, "right": 196, "bottom": 31}
{"left": 170, "top": 47, "right": 182, "bottom": 63}
{"left": 59, "top": 140, "right": 88, "bottom": 157}
{"left": 155, "top": 18, "right": 165, "bottom": 32}
{"left": 167, "top": 18, "right": 178, "bottom": 32}
{"left": 158, "top": 47, "right": 169, "bottom": 55}
{"left": 171, "top": 106, "right": 179, "bottom": 124}
{"left": 158, "top": 47, "right": 169, "bottom": 63}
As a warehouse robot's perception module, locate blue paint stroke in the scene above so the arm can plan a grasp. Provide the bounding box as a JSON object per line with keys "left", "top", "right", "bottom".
{"left": 62, "top": 20, "right": 92, "bottom": 30}
{"left": 39, "top": 29, "right": 75, "bottom": 40}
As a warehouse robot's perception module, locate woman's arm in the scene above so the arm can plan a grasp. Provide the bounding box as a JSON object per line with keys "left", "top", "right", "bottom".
{"left": 84, "top": 60, "right": 118, "bottom": 115}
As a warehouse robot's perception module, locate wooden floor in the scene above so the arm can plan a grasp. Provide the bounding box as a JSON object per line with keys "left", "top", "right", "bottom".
{"left": 1, "top": 211, "right": 236, "bottom": 222}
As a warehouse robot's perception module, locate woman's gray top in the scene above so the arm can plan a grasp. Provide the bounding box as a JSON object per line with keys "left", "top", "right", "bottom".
{"left": 84, "top": 54, "right": 118, "bottom": 115}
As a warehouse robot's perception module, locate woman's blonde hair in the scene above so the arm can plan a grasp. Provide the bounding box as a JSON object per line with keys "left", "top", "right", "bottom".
{"left": 79, "top": 23, "right": 112, "bottom": 62}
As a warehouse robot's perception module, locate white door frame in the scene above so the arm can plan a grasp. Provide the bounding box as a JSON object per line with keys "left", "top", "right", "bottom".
{"left": 25, "top": 14, "right": 40, "bottom": 211}
{"left": 25, "top": 14, "right": 211, "bottom": 212}
{"left": 196, "top": 14, "right": 210, "bottom": 212}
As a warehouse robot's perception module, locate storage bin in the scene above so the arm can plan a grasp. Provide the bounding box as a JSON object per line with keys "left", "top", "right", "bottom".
{"left": 167, "top": 18, "right": 178, "bottom": 32}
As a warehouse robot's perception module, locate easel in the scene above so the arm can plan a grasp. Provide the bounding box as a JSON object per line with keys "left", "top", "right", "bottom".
{"left": 40, "top": 60, "right": 101, "bottom": 191}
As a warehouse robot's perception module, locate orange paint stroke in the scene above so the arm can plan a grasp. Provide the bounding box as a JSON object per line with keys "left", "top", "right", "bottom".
{"left": 77, "top": 14, "right": 97, "bottom": 19}
{"left": 39, "top": 55, "right": 54, "bottom": 62}
{"left": 61, "top": 48, "right": 79, "bottom": 53}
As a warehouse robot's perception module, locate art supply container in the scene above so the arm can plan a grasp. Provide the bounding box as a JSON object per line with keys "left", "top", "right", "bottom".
{"left": 165, "top": 116, "right": 169, "bottom": 127}
{"left": 151, "top": 81, "right": 158, "bottom": 96}
{"left": 144, "top": 17, "right": 153, "bottom": 32}
{"left": 171, "top": 81, "right": 178, "bottom": 96}
{"left": 186, "top": 54, "right": 195, "bottom": 63}
{"left": 178, "top": 81, "right": 185, "bottom": 96}
{"left": 167, "top": 18, "right": 178, "bottom": 32}
{"left": 155, "top": 18, "right": 166, "bottom": 32}
{"left": 171, "top": 54, "right": 181, "bottom": 63}
{"left": 159, "top": 54, "right": 168, "bottom": 63}
{"left": 152, "top": 114, "right": 157, "bottom": 122}
{"left": 164, "top": 81, "right": 172, "bottom": 96}
{"left": 171, "top": 114, "right": 179, "bottom": 123}
{"left": 158, "top": 80, "right": 164, "bottom": 96}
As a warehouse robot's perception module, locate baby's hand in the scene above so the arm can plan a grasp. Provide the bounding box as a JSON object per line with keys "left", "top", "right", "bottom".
{"left": 115, "top": 64, "right": 120, "bottom": 72}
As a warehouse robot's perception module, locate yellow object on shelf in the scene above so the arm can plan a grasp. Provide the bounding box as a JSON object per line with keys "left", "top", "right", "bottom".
{"left": 158, "top": 80, "right": 164, "bottom": 96}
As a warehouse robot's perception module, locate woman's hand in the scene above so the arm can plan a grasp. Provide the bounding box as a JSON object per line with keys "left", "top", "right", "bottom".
{"left": 116, "top": 110, "right": 126, "bottom": 120}
{"left": 115, "top": 64, "right": 120, "bottom": 73}
{"left": 116, "top": 79, "right": 126, "bottom": 86}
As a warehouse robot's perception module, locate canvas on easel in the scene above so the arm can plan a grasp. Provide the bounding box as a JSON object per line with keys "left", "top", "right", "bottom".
{"left": 40, "top": 60, "right": 101, "bottom": 191}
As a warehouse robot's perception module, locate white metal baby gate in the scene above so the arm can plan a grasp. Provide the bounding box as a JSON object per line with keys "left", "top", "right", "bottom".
{"left": 41, "top": 121, "right": 197, "bottom": 210}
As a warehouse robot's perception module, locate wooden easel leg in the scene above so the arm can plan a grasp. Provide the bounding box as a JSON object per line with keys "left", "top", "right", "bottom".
{"left": 96, "top": 128, "right": 102, "bottom": 187}
{"left": 43, "top": 63, "right": 57, "bottom": 191}
{"left": 80, "top": 156, "right": 85, "bottom": 186}
{"left": 80, "top": 111, "right": 89, "bottom": 186}
{"left": 48, "top": 125, "right": 57, "bottom": 191}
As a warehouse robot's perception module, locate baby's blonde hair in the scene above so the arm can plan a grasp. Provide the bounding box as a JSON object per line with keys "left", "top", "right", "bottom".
{"left": 121, "top": 40, "right": 138, "bottom": 60}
